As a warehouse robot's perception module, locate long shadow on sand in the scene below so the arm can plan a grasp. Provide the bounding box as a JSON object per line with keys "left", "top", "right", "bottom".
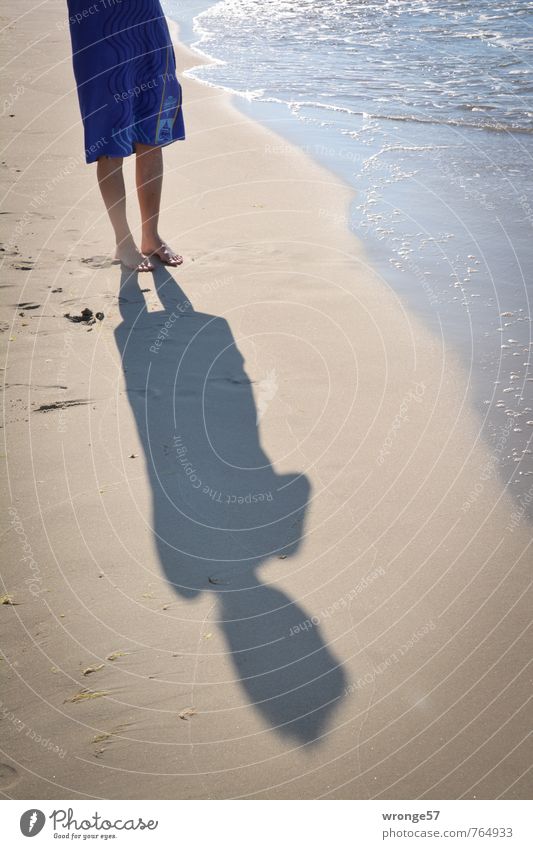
{"left": 114, "top": 265, "right": 346, "bottom": 743}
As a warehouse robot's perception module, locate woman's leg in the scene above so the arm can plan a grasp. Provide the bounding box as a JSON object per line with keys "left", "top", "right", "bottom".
{"left": 135, "top": 143, "right": 183, "bottom": 266}
{"left": 96, "top": 155, "right": 154, "bottom": 272}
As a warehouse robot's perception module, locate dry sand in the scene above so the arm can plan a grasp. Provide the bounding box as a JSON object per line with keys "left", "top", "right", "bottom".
{"left": 0, "top": 1, "right": 531, "bottom": 799}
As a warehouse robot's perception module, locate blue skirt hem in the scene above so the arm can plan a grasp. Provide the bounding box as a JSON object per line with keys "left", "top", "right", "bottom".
{"left": 85, "top": 131, "right": 186, "bottom": 164}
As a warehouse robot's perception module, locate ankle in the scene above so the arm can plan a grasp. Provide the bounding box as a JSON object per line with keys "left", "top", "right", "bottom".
{"left": 141, "top": 231, "right": 160, "bottom": 247}
{"left": 115, "top": 232, "right": 135, "bottom": 249}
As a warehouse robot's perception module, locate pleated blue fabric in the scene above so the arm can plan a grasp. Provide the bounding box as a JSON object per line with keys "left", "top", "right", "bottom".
{"left": 67, "top": 0, "right": 185, "bottom": 163}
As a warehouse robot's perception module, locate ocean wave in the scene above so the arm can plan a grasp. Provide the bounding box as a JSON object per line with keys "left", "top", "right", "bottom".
{"left": 178, "top": 0, "right": 533, "bottom": 135}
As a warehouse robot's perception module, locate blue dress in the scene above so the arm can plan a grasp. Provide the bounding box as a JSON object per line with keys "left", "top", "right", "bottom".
{"left": 67, "top": 0, "right": 185, "bottom": 163}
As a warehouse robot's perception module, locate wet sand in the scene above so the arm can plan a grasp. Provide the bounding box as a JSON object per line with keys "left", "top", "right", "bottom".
{"left": 0, "top": 1, "right": 531, "bottom": 799}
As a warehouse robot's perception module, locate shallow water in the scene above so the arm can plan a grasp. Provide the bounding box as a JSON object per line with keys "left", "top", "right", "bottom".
{"left": 164, "top": 0, "right": 533, "bottom": 516}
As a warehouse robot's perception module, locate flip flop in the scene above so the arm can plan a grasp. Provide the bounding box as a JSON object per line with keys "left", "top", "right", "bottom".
{"left": 148, "top": 244, "right": 183, "bottom": 267}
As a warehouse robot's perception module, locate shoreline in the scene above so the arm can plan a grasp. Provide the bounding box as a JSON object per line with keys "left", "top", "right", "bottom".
{"left": 1, "top": 0, "right": 532, "bottom": 800}
{"left": 167, "top": 2, "right": 533, "bottom": 521}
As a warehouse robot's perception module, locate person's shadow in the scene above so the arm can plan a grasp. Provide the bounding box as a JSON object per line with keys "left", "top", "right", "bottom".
{"left": 115, "top": 265, "right": 346, "bottom": 743}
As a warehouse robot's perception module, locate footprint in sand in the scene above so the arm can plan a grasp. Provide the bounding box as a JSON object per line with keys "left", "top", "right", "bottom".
{"left": 81, "top": 256, "right": 116, "bottom": 269}
{"left": 0, "top": 763, "right": 19, "bottom": 789}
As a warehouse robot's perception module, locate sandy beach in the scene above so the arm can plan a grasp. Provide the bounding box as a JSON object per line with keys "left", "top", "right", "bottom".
{"left": 0, "top": 0, "right": 531, "bottom": 800}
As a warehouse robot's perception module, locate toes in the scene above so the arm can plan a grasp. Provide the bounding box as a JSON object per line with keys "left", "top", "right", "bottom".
{"left": 138, "top": 257, "right": 154, "bottom": 272}
{"left": 160, "top": 245, "right": 183, "bottom": 265}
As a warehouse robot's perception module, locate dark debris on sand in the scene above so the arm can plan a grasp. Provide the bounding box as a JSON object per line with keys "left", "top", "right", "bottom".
{"left": 64, "top": 307, "right": 104, "bottom": 325}
{"left": 33, "top": 399, "right": 90, "bottom": 413}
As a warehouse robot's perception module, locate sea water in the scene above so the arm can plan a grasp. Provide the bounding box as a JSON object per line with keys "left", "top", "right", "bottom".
{"left": 164, "top": 0, "right": 533, "bottom": 514}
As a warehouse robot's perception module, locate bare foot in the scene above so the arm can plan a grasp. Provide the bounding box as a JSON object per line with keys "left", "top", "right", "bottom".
{"left": 141, "top": 238, "right": 183, "bottom": 267}
{"left": 115, "top": 239, "right": 154, "bottom": 272}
